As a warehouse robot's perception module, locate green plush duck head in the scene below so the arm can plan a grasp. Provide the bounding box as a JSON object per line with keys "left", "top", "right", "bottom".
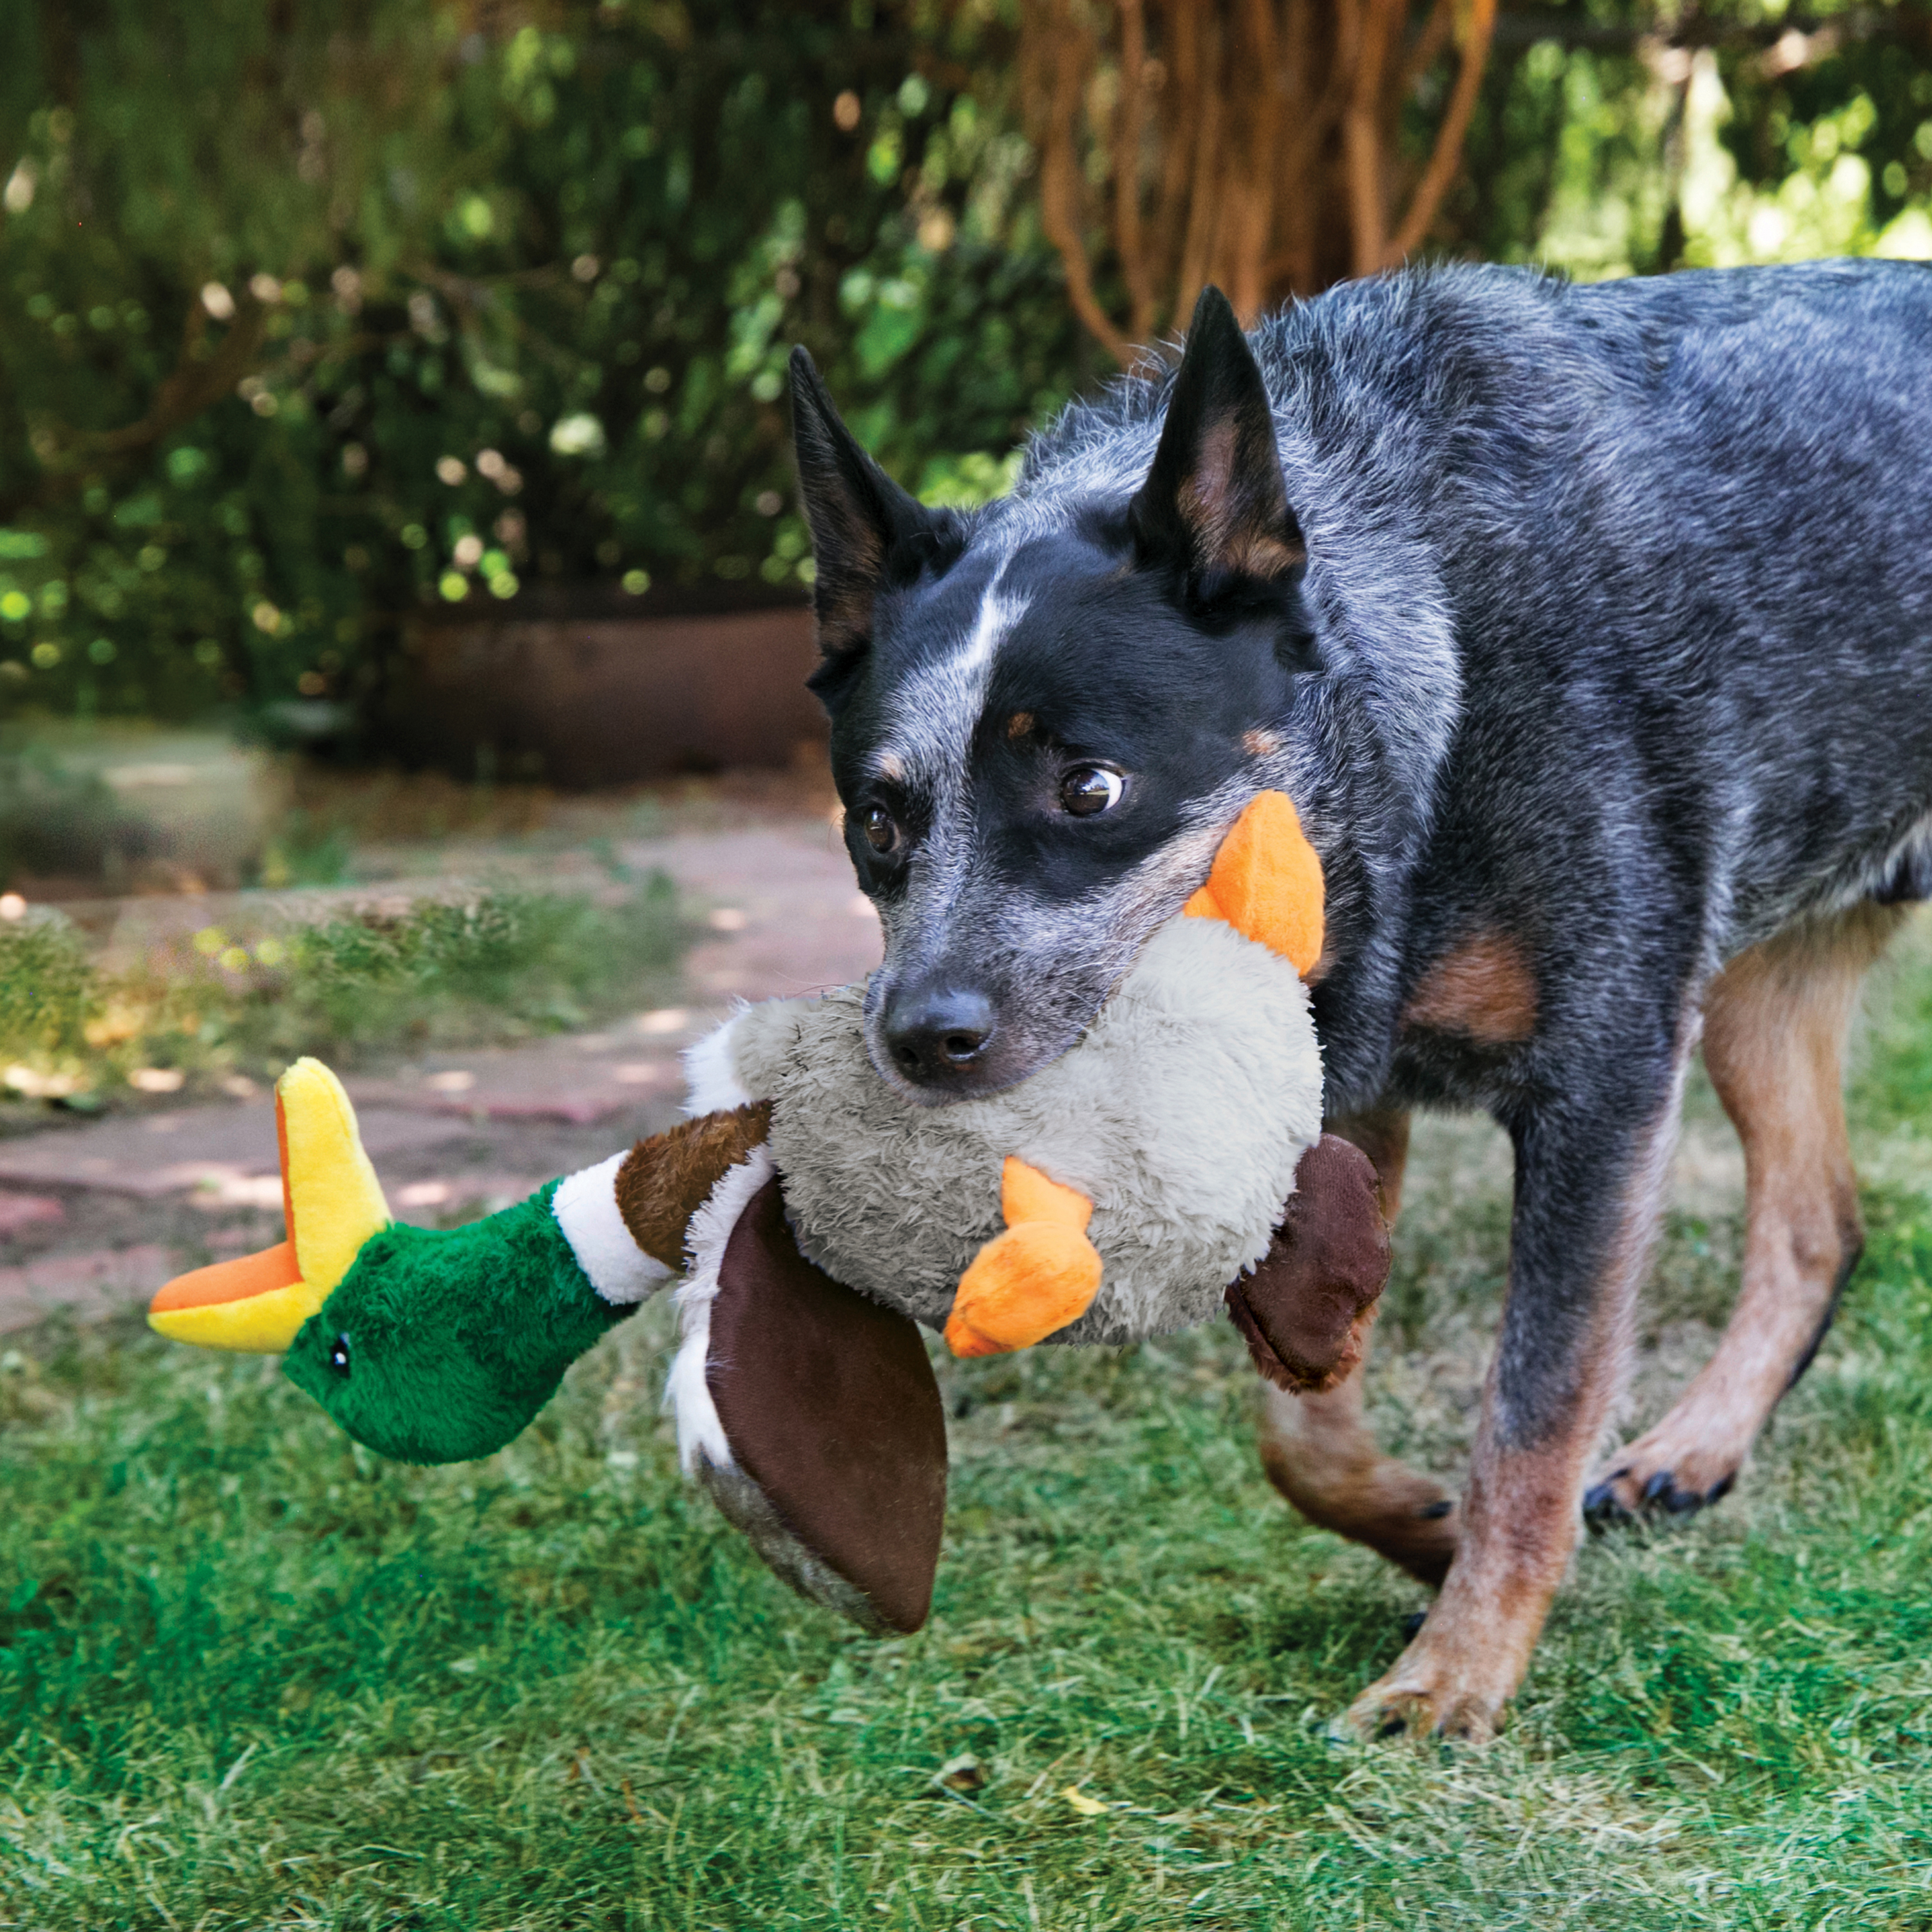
{"left": 149, "top": 1060, "right": 633, "bottom": 1463}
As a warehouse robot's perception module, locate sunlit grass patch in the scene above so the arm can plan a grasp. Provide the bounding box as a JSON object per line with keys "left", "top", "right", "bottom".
{"left": 0, "top": 875, "right": 683, "bottom": 1110}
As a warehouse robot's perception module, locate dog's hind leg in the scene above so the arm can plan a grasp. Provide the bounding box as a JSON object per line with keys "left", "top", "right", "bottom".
{"left": 1257, "top": 1107, "right": 1462, "bottom": 1586}
{"left": 1584, "top": 902, "right": 1906, "bottom": 1522}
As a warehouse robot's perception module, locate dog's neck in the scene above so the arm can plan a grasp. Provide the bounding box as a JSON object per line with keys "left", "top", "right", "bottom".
{"left": 1258, "top": 462, "right": 1464, "bottom": 1114}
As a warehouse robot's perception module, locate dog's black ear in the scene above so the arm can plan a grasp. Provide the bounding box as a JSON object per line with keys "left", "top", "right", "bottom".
{"left": 1128, "top": 287, "right": 1303, "bottom": 589}
{"left": 790, "top": 347, "right": 941, "bottom": 676}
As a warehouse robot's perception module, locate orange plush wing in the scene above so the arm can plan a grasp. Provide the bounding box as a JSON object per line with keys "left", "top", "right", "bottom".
{"left": 1182, "top": 790, "right": 1323, "bottom": 974}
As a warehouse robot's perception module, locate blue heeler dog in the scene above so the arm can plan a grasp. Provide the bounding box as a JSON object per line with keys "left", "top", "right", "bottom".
{"left": 786, "top": 259, "right": 1932, "bottom": 1739}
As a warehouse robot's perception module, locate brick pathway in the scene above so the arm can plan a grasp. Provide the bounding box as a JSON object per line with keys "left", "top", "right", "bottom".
{"left": 342, "top": 1028, "right": 695, "bottom": 1126}
{"left": 628, "top": 822, "right": 882, "bottom": 1004}
{"left": 0, "top": 817, "right": 882, "bottom": 1335}
{"left": 0, "top": 1193, "right": 62, "bottom": 1236}
{"left": 0, "top": 1245, "right": 175, "bottom": 1334}
{"left": 0, "top": 1101, "right": 473, "bottom": 1202}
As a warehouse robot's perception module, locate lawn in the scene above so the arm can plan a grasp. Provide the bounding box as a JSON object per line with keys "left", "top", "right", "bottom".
{"left": 6, "top": 931, "right": 1932, "bottom": 1928}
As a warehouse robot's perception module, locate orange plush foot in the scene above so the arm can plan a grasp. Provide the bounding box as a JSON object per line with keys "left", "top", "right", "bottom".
{"left": 945, "top": 1157, "right": 1102, "bottom": 1358}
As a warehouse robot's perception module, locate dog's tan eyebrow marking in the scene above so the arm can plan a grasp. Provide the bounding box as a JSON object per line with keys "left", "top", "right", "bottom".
{"left": 1006, "top": 711, "right": 1035, "bottom": 741}
{"left": 1242, "top": 728, "right": 1283, "bottom": 758}
{"left": 875, "top": 752, "right": 906, "bottom": 782}
{"left": 1401, "top": 930, "right": 1539, "bottom": 1044}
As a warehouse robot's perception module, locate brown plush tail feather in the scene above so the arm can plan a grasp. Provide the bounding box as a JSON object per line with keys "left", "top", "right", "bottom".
{"left": 614, "top": 1102, "right": 774, "bottom": 1269}
{"left": 1226, "top": 1133, "right": 1390, "bottom": 1394}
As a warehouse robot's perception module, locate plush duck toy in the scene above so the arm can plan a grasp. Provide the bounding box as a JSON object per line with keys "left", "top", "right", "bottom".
{"left": 149, "top": 791, "right": 1388, "bottom": 1634}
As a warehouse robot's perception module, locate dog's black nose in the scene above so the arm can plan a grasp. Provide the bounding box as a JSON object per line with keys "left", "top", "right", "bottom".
{"left": 884, "top": 988, "right": 996, "bottom": 1085}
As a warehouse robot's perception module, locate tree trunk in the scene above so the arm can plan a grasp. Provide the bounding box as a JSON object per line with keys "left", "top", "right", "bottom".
{"left": 1020, "top": 0, "right": 1498, "bottom": 357}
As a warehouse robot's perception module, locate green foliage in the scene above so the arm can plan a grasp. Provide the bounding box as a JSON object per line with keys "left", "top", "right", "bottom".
{"left": 0, "top": 909, "right": 93, "bottom": 1065}
{"left": 256, "top": 878, "right": 684, "bottom": 1057}
{"left": 253, "top": 807, "right": 355, "bottom": 889}
{"left": 1454, "top": 4, "right": 1932, "bottom": 279}
{"left": 10, "top": 1, "right": 1932, "bottom": 736}
{"left": 0, "top": 877, "right": 683, "bottom": 1104}
{"left": 0, "top": 1, "right": 1076, "bottom": 727}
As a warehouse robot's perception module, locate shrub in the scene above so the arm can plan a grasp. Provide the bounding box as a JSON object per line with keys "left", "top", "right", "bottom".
{"left": 0, "top": 1, "right": 1081, "bottom": 733}
{"left": 248, "top": 878, "right": 685, "bottom": 1059}
{"left": 0, "top": 911, "right": 95, "bottom": 1082}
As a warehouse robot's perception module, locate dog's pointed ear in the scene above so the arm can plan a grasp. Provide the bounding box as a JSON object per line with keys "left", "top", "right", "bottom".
{"left": 790, "top": 346, "right": 940, "bottom": 678}
{"left": 1128, "top": 287, "right": 1304, "bottom": 588}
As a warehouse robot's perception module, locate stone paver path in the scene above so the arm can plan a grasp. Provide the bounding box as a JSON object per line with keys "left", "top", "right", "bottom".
{"left": 0, "top": 1245, "right": 175, "bottom": 1334}
{"left": 627, "top": 822, "right": 882, "bottom": 1004}
{"left": 0, "top": 1101, "right": 471, "bottom": 1203}
{"left": 0, "top": 1192, "right": 63, "bottom": 1236}
{"left": 0, "top": 815, "right": 883, "bottom": 1335}
{"left": 336, "top": 825, "right": 881, "bottom": 1122}
{"left": 341, "top": 1019, "right": 697, "bottom": 1126}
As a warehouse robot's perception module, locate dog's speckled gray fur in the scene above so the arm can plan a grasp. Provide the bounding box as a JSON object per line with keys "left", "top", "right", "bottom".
{"left": 789, "top": 258, "right": 1932, "bottom": 1724}
{"left": 699, "top": 915, "right": 1323, "bottom": 1345}
{"left": 799, "top": 260, "right": 1932, "bottom": 1441}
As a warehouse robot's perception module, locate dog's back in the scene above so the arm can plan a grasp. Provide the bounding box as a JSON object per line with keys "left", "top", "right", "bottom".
{"left": 1028, "top": 261, "right": 1932, "bottom": 994}
{"left": 1390, "top": 263, "right": 1932, "bottom": 952}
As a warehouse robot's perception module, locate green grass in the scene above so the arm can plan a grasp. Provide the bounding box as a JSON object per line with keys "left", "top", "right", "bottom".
{"left": 0, "top": 876, "right": 684, "bottom": 1107}
{"left": 7, "top": 946, "right": 1932, "bottom": 1927}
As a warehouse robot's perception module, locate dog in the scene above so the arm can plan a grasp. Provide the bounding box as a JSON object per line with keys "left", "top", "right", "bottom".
{"left": 784, "top": 258, "right": 1932, "bottom": 1739}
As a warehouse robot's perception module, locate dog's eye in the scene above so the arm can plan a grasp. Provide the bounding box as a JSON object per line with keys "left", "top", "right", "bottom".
{"left": 328, "top": 1332, "right": 352, "bottom": 1376}
{"left": 1059, "top": 766, "right": 1124, "bottom": 817}
{"left": 862, "top": 806, "right": 900, "bottom": 855}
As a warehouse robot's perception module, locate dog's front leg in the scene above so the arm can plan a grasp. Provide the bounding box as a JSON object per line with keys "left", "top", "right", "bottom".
{"left": 1345, "top": 1027, "right": 1694, "bottom": 1741}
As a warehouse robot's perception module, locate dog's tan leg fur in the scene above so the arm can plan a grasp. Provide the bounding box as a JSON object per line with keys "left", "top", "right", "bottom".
{"left": 1346, "top": 1047, "right": 1691, "bottom": 1742}
{"left": 1258, "top": 1108, "right": 1463, "bottom": 1586}
{"left": 1590, "top": 902, "right": 1905, "bottom": 1516}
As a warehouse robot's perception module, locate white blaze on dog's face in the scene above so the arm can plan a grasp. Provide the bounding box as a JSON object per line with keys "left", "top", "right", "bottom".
{"left": 788, "top": 293, "right": 1319, "bottom": 1102}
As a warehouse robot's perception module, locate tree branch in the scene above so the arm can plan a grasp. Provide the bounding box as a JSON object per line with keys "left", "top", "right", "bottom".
{"left": 1345, "top": 0, "right": 1403, "bottom": 278}
{"left": 1032, "top": 3, "right": 1132, "bottom": 366}
{"left": 1112, "top": 0, "right": 1157, "bottom": 343}
{"left": 1384, "top": 0, "right": 1499, "bottom": 265}
{"left": 76, "top": 297, "right": 267, "bottom": 462}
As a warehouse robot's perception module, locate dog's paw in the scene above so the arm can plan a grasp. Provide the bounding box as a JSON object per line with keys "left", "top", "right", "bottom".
{"left": 1583, "top": 1455, "right": 1738, "bottom": 1529}
{"left": 1336, "top": 1602, "right": 1537, "bottom": 1745}
{"left": 1341, "top": 1665, "right": 1501, "bottom": 1745}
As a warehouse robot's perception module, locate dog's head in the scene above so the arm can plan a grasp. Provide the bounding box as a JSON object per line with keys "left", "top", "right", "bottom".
{"left": 794, "top": 290, "right": 1317, "bottom": 1103}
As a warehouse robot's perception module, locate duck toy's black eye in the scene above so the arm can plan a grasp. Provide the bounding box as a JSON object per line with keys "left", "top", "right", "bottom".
{"left": 328, "top": 1332, "right": 352, "bottom": 1376}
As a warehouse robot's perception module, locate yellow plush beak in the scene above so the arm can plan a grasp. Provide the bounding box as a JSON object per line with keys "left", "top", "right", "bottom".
{"left": 147, "top": 1057, "right": 392, "bottom": 1352}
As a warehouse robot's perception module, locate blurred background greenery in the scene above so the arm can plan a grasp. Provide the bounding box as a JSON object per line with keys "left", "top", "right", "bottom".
{"left": 1, "top": 0, "right": 1929, "bottom": 743}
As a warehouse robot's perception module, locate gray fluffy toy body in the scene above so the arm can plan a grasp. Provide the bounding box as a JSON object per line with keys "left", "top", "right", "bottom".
{"left": 682, "top": 913, "right": 1324, "bottom": 1345}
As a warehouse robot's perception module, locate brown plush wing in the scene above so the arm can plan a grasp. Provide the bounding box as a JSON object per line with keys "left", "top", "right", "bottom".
{"left": 1225, "top": 1133, "right": 1390, "bottom": 1394}
{"left": 703, "top": 1178, "right": 947, "bottom": 1634}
